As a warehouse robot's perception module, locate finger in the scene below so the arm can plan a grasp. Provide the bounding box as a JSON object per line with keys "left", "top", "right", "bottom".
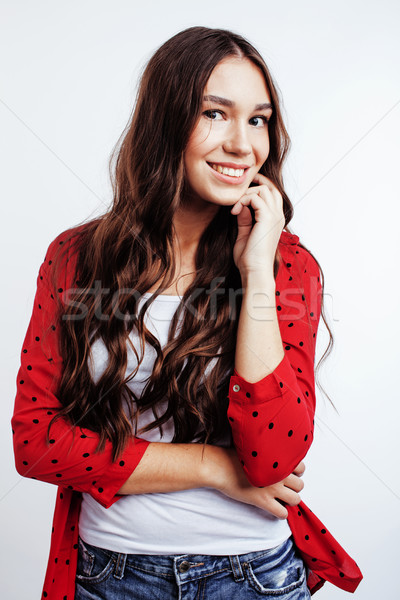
{"left": 292, "top": 461, "right": 306, "bottom": 476}
{"left": 231, "top": 196, "right": 257, "bottom": 215}
{"left": 243, "top": 187, "right": 282, "bottom": 211}
{"left": 266, "top": 498, "right": 289, "bottom": 520}
{"left": 231, "top": 191, "right": 272, "bottom": 215}
{"left": 276, "top": 487, "right": 301, "bottom": 507}
{"left": 283, "top": 473, "right": 304, "bottom": 493}
{"left": 251, "top": 173, "right": 278, "bottom": 195}
{"left": 235, "top": 205, "right": 253, "bottom": 232}
{"left": 251, "top": 172, "right": 271, "bottom": 187}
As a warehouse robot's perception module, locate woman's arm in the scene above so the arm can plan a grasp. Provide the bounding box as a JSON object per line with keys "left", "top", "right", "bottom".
{"left": 228, "top": 247, "right": 322, "bottom": 488}
{"left": 228, "top": 174, "right": 322, "bottom": 486}
{"left": 234, "top": 269, "right": 284, "bottom": 383}
{"left": 12, "top": 230, "right": 304, "bottom": 518}
{"left": 11, "top": 230, "right": 307, "bottom": 518}
{"left": 11, "top": 232, "right": 150, "bottom": 509}
{"left": 117, "top": 441, "right": 305, "bottom": 519}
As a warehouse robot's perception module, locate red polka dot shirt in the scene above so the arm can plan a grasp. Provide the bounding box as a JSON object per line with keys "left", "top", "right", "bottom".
{"left": 11, "top": 227, "right": 362, "bottom": 599}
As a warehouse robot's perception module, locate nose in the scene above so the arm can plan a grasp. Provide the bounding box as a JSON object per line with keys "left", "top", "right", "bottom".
{"left": 222, "top": 120, "right": 252, "bottom": 157}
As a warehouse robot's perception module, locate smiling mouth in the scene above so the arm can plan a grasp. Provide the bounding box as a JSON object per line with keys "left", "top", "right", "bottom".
{"left": 207, "top": 163, "right": 248, "bottom": 178}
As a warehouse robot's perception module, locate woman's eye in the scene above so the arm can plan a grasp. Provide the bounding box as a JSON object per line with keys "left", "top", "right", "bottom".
{"left": 203, "top": 111, "right": 270, "bottom": 126}
{"left": 250, "top": 116, "right": 269, "bottom": 127}
{"left": 203, "top": 110, "right": 223, "bottom": 120}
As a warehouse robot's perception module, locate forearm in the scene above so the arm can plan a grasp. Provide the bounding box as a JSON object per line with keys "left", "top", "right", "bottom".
{"left": 235, "top": 271, "right": 284, "bottom": 383}
{"left": 117, "top": 442, "right": 227, "bottom": 495}
{"left": 228, "top": 254, "right": 322, "bottom": 487}
{"left": 117, "top": 442, "right": 304, "bottom": 520}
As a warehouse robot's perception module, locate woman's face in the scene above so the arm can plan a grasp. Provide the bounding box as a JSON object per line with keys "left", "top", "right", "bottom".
{"left": 183, "top": 56, "right": 273, "bottom": 207}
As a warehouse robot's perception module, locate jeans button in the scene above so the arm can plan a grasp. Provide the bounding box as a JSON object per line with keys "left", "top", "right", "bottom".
{"left": 179, "top": 561, "right": 191, "bottom": 573}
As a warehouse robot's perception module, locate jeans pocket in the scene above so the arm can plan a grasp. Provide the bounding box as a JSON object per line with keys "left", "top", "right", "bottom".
{"left": 244, "top": 541, "right": 306, "bottom": 596}
{"left": 75, "top": 537, "right": 115, "bottom": 584}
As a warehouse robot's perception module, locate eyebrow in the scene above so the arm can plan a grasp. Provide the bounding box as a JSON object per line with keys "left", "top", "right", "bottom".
{"left": 203, "top": 94, "right": 273, "bottom": 111}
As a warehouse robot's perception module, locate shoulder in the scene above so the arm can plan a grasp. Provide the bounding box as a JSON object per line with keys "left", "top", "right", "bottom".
{"left": 40, "top": 222, "right": 94, "bottom": 288}
{"left": 43, "top": 223, "right": 91, "bottom": 262}
{"left": 278, "top": 229, "right": 321, "bottom": 281}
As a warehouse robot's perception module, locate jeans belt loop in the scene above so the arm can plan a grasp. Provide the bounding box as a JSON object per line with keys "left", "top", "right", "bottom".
{"left": 229, "top": 555, "right": 245, "bottom": 582}
{"left": 113, "top": 552, "right": 127, "bottom": 580}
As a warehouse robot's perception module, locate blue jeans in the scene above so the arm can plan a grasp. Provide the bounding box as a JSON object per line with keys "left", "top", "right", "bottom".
{"left": 75, "top": 535, "right": 311, "bottom": 599}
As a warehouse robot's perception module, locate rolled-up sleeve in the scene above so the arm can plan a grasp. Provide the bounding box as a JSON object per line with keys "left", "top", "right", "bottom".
{"left": 11, "top": 233, "right": 150, "bottom": 508}
{"left": 227, "top": 247, "right": 322, "bottom": 487}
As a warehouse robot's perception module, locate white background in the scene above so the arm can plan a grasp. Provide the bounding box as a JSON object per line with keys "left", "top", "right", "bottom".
{"left": 1, "top": 1, "right": 399, "bottom": 598}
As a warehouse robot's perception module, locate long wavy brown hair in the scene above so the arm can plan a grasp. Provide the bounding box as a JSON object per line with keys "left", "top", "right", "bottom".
{"left": 47, "top": 26, "right": 334, "bottom": 460}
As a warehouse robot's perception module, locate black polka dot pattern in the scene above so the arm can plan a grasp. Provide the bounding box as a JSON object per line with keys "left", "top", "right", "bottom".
{"left": 227, "top": 239, "right": 323, "bottom": 492}
{"left": 224, "top": 236, "right": 362, "bottom": 590}
{"left": 11, "top": 229, "right": 360, "bottom": 598}
{"left": 11, "top": 230, "right": 154, "bottom": 600}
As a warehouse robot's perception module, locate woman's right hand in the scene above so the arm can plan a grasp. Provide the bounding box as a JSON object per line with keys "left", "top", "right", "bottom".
{"left": 207, "top": 447, "right": 304, "bottom": 519}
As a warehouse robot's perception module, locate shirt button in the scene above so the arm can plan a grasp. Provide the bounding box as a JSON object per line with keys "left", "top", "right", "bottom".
{"left": 233, "top": 384, "right": 240, "bottom": 392}
{"left": 179, "top": 561, "right": 191, "bottom": 573}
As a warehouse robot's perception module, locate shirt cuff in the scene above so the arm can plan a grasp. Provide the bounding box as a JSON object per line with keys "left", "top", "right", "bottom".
{"left": 90, "top": 437, "right": 150, "bottom": 508}
{"left": 230, "top": 353, "right": 299, "bottom": 405}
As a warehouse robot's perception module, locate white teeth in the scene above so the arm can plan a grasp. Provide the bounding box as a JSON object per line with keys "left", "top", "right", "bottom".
{"left": 210, "top": 164, "right": 245, "bottom": 177}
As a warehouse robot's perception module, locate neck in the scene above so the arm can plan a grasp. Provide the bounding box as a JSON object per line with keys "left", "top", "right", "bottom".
{"left": 172, "top": 194, "right": 220, "bottom": 255}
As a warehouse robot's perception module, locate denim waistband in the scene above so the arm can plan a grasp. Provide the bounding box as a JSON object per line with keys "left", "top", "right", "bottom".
{"left": 79, "top": 534, "right": 295, "bottom": 583}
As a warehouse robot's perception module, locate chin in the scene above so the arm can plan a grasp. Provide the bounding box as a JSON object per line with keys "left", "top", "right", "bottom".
{"left": 188, "top": 183, "right": 247, "bottom": 207}
{"left": 217, "top": 190, "right": 246, "bottom": 204}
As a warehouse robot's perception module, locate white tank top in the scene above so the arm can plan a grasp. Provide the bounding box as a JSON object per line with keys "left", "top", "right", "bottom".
{"left": 79, "top": 292, "right": 291, "bottom": 554}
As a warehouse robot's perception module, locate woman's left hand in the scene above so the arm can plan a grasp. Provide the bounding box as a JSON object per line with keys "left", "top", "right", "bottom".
{"left": 231, "top": 172, "right": 285, "bottom": 277}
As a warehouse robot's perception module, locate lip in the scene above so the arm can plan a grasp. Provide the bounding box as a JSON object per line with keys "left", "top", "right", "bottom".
{"left": 208, "top": 161, "right": 251, "bottom": 169}
{"left": 206, "top": 162, "right": 250, "bottom": 185}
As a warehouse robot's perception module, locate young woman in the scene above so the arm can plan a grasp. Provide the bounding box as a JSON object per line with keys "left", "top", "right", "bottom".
{"left": 12, "top": 26, "right": 362, "bottom": 599}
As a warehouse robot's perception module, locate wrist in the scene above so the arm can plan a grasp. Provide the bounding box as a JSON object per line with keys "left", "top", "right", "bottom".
{"left": 240, "top": 272, "right": 277, "bottom": 319}
{"left": 202, "top": 445, "right": 236, "bottom": 491}
{"left": 240, "top": 269, "right": 275, "bottom": 290}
